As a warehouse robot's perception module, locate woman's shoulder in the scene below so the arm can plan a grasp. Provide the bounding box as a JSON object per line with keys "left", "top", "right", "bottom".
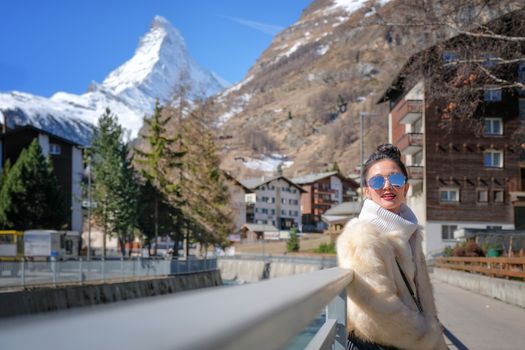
{"left": 336, "top": 218, "right": 389, "bottom": 268}
{"left": 336, "top": 218, "right": 384, "bottom": 254}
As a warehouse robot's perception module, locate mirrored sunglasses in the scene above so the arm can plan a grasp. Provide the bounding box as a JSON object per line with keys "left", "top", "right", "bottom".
{"left": 367, "top": 173, "right": 406, "bottom": 190}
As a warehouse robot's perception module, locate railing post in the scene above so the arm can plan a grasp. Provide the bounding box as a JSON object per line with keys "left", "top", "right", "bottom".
{"left": 79, "top": 258, "right": 84, "bottom": 285}
{"left": 326, "top": 290, "right": 347, "bottom": 350}
{"left": 52, "top": 259, "right": 57, "bottom": 287}
{"left": 21, "top": 260, "right": 25, "bottom": 288}
{"left": 101, "top": 257, "right": 105, "bottom": 282}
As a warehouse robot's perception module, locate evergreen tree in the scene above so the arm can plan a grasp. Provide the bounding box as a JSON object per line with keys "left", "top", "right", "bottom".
{"left": 90, "top": 108, "right": 138, "bottom": 257}
{"left": 287, "top": 227, "right": 300, "bottom": 253}
{"left": 134, "top": 101, "right": 186, "bottom": 255}
{"left": 178, "top": 102, "right": 235, "bottom": 249}
{"left": 0, "top": 140, "right": 68, "bottom": 230}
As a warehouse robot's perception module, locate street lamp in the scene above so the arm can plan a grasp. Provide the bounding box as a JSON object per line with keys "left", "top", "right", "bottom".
{"left": 359, "top": 112, "right": 380, "bottom": 204}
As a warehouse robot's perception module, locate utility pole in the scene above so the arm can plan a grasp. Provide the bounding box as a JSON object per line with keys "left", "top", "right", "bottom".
{"left": 359, "top": 112, "right": 379, "bottom": 204}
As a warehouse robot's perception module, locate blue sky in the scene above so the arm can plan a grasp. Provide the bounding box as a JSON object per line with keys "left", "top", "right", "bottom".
{"left": 0, "top": 0, "right": 312, "bottom": 97}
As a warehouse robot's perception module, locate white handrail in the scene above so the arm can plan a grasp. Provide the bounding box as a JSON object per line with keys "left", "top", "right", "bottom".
{"left": 0, "top": 267, "right": 353, "bottom": 350}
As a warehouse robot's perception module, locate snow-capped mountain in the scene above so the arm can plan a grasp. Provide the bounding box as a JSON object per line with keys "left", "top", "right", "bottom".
{"left": 0, "top": 16, "right": 228, "bottom": 145}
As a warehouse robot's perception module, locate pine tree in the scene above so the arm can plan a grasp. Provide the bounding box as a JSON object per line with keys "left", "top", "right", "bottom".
{"left": 178, "top": 100, "right": 235, "bottom": 249}
{"left": 90, "top": 108, "right": 138, "bottom": 257}
{"left": 0, "top": 140, "right": 68, "bottom": 230}
{"left": 134, "top": 101, "right": 186, "bottom": 255}
{"left": 287, "top": 227, "right": 300, "bottom": 253}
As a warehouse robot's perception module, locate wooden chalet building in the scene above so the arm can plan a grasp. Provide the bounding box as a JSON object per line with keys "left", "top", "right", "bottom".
{"left": 0, "top": 125, "right": 84, "bottom": 232}
{"left": 379, "top": 11, "right": 525, "bottom": 255}
{"left": 290, "top": 171, "right": 359, "bottom": 232}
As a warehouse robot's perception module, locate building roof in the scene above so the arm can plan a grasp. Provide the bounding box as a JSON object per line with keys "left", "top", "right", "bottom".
{"left": 321, "top": 201, "right": 361, "bottom": 225}
{"left": 241, "top": 223, "right": 279, "bottom": 232}
{"left": 290, "top": 171, "right": 338, "bottom": 184}
{"left": 239, "top": 176, "right": 306, "bottom": 193}
{"left": 222, "top": 171, "right": 253, "bottom": 193}
{"left": 290, "top": 171, "right": 360, "bottom": 188}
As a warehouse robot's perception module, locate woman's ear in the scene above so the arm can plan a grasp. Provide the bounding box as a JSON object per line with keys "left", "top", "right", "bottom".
{"left": 404, "top": 183, "right": 410, "bottom": 196}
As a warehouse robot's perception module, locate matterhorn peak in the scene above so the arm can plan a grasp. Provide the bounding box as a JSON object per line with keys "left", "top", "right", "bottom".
{"left": 0, "top": 15, "right": 228, "bottom": 145}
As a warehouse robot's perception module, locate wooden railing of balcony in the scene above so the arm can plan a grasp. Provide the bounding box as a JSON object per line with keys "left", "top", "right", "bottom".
{"left": 436, "top": 257, "right": 525, "bottom": 280}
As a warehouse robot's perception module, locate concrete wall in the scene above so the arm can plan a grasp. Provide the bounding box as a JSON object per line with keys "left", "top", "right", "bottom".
{"left": 219, "top": 258, "right": 323, "bottom": 283}
{"left": 0, "top": 270, "right": 222, "bottom": 318}
{"left": 433, "top": 267, "right": 525, "bottom": 308}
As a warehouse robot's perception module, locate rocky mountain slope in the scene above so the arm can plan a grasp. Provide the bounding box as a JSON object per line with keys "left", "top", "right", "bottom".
{"left": 211, "top": 0, "right": 522, "bottom": 177}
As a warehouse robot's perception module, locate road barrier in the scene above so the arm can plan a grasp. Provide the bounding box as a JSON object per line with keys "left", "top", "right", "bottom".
{"left": 0, "top": 258, "right": 217, "bottom": 289}
{"left": 436, "top": 256, "right": 525, "bottom": 280}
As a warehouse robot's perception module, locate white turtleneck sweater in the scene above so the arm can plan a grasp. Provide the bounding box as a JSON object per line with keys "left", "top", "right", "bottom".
{"left": 358, "top": 199, "right": 420, "bottom": 265}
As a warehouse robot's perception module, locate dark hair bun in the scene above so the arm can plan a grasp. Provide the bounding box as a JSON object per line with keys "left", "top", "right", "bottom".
{"left": 376, "top": 143, "right": 401, "bottom": 160}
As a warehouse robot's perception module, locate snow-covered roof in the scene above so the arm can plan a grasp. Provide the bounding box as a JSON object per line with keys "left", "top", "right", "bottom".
{"left": 290, "top": 171, "right": 339, "bottom": 185}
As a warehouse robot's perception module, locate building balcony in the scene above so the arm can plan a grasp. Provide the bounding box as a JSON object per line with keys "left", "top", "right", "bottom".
{"left": 397, "top": 132, "right": 423, "bottom": 155}
{"left": 314, "top": 197, "right": 335, "bottom": 205}
{"left": 396, "top": 99, "right": 423, "bottom": 124}
{"left": 407, "top": 165, "right": 424, "bottom": 184}
{"left": 313, "top": 188, "right": 336, "bottom": 195}
{"left": 510, "top": 191, "right": 525, "bottom": 203}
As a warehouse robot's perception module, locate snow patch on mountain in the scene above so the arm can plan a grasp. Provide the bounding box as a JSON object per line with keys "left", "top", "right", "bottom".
{"left": 243, "top": 154, "right": 293, "bottom": 172}
{"left": 0, "top": 91, "right": 94, "bottom": 145}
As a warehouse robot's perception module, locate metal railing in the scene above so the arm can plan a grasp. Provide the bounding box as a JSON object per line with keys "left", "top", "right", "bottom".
{"left": 0, "top": 267, "right": 354, "bottom": 350}
{"left": 0, "top": 258, "right": 217, "bottom": 289}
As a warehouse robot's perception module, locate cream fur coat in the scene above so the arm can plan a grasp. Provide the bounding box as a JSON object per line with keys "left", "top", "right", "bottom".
{"left": 337, "top": 200, "right": 447, "bottom": 350}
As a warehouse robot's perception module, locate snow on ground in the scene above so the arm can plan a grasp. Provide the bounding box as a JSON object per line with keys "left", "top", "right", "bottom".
{"left": 243, "top": 154, "right": 293, "bottom": 172}
{"left": 317, "top": 44, "right": 330, "bottom": 55}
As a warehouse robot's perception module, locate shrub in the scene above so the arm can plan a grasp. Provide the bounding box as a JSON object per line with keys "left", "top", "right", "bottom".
{"left": 442, "top": 245, "right": 454, "bottom": 257}
{"left": 465, "top": 241, "right": 485, "bottom": 257}
{"left": 314, "top": 242, "right": 336, "bottom": 254}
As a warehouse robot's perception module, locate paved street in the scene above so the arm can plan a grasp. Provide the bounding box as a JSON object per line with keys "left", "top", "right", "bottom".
{"left": 433, "top": 279, "right": 525, "bottom": 350}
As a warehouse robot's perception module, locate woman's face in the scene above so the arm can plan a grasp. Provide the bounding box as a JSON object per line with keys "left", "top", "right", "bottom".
{"left": 364, "top": 159, "right": 409, "bottom": 214}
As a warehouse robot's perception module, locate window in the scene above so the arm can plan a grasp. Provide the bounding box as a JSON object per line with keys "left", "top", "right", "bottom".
{"left": 484, "top": 118, "right": 502, "bottom": 136}
{"left": 440, "top": 188, "right": 459, "bottom": 202}
{"left": 493, "top": 190, "right": 504, "bottom": 203}
{"left": 484, "top": 150, "right": 503, "bottom": 168}
{"left": 261, "top": 208, "right": 268, "bottom": 214}
{"left": 477, "top": 189, "right": 488, "bottom": 203}
{"left": 441, "top": 225, "right": 457, "bottom": 240}
{"left": 481, "top": 53, "right": 498, "bottom": 68}
{"left": 271, "top": 209, "right": 275, "bottom": 215}
{"left": 518, "top": 62, "right": 525, "bottom": 83}
{"left": 484, "top": 87, "right": 502, "bottom": 102}
{"left": 442, "top": 51, "right": 458, "bottom": 64}
{"left": 519, "top": 99, "right": 525, "bottom": 124}
{"left": 413, "top": 150, "right": 423, "bottom": 166}
{"left": 50, "top": 143, "right": 61, "bottom": 155}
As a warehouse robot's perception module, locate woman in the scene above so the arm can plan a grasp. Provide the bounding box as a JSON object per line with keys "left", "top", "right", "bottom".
{"left": 337, "top": 144, "right": 447, "bottom": 350}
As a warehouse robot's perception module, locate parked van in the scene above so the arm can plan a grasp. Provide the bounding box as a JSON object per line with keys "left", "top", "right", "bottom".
{"left": 24, "top": 230, "right": 80, "bottom": 261}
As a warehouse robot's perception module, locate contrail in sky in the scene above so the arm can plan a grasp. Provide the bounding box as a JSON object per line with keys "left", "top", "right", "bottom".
{"left": 226, "top": 16, "right": 284, "bottom": 36}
